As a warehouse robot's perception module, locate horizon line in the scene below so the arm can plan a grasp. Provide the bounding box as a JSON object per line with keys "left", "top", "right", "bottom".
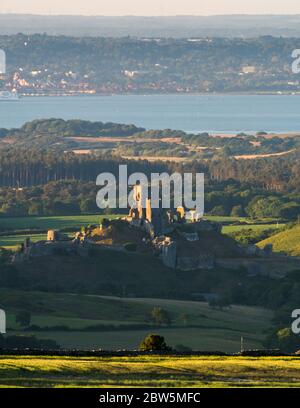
{"left": 1, "top": 13, "right": 300, "bottom": 17}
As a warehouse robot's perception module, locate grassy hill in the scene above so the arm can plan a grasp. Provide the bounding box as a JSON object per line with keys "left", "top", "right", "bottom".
{"left": 257, "top": 224, "right": 300, "bottom": 256}
{"left": 0, "top": 289, "right": 273, "bottom": 352}
{"left": 8, "top": 246, "right": 251, "bottom": 299}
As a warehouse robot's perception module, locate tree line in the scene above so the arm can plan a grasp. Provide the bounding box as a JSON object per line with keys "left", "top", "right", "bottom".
{"left": 1, "top": 147, "right": 299, "bottom": 190}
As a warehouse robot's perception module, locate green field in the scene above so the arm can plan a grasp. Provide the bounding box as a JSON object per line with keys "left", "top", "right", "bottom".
{"left": 0, "top": 214, "right": 120, "bottom": 232}
{"left": 206, "top": 216, "right": 279, "bottom": 224}
{"left": 0, "top": 233, "right": 47, "bottom": 248}
{"left": 1, "top": 290, "right": 273, "bottom": 352}
{"left": 0, "top": 232, "right": 76, "bottom": 248}
{"left": 258, "top": 224, "right": 300, "bottom": 256}
{"left": 14, "top": 328, "right": 263, "bottom": 352}
{"left": 1, "top": 214, "right": 277, "bottom": 232}
{"left": 0, "top": 214, "right": 120, "bottom": 248}
{"left": 222, "top": 223, "right": 284, "bottom": 234}
{"left": 205, "top": 215, "right": 245, "bottom": 223}
{"left": 0, "top": 355, "right": 299, "bottom": 387}
{"left": 0, "top": 214, "right": 238, "bottom": 231}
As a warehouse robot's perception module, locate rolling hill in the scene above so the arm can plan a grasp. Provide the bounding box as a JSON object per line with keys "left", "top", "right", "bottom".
{"left": 0, "top": 289, "right": 273, "bottom": 352}
{"left": 257, "top": 224, "right": 300, "bottom": 257}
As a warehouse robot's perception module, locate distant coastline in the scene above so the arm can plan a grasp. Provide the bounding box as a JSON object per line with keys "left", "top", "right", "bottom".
{"left": 16, "top": 91, "right": 300, "bottom": 97}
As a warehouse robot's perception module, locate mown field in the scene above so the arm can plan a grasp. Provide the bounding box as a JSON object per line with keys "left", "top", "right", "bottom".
{"left": 0, "top": 214, "right": 120, "bottom": 248}
{"left": 0, "top": 232, "right": 77, "bottom": 248}
{"left": 222, "top": 223, "right": 284, "bottom": 234}
{"left": 0, "top": 355, "right": 299, "bottom": 387}
{"left": 0, "top": 233, "right": 47, "bottom": 247}
{"left": 0, "top": 214, "right": 119, "bottom": 232}
{"left": 1, "top": 289, "right": 273, "bottom": 352}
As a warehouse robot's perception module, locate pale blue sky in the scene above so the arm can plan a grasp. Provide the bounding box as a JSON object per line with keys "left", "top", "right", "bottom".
{"left": 1, "top": 0, "right": 300, "bottom": 16}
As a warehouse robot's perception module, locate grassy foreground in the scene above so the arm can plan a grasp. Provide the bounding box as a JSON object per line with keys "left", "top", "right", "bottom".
{"left": 0, "top": 355, "right": 300, "bottom": 388}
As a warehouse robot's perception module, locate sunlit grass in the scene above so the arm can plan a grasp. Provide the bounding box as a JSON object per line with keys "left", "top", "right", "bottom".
{"left": 0, "top": 214, "right": 120, "bottom": 232}
{"left": 222, "top": 223, "right": 284, "bottom": 234}
{"left": 258, "top": 224, "right": 300, "bottom": 256}
{"left": 0, "top": 356, "right": 299, "bottom": 388}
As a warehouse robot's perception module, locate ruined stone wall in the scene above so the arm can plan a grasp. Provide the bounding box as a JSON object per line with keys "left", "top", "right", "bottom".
{"left": 177, "top": 255, "right": 215, "bottom": 271}
{"left": 161, "top": 241, "right": 177, "bottom": 269}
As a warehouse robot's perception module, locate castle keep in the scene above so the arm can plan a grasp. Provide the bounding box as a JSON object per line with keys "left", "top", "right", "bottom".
{"left": 126, "top": 183, "right": 222, "bottom": 270}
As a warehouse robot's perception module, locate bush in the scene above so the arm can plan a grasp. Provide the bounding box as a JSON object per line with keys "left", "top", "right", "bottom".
{"left": 210, "top": 205, "right": 228, "bottom": 216}
{"left": 139, "top": 334, "right": 170, "bottom": 352}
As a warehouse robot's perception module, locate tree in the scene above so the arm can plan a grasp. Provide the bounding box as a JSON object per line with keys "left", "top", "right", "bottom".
{"left": 265, "top": 327, "right": 300, "bottom": 353}
{"left": 230, "top": 205, "right": 245, "bottom": 217}
{"left": 180, "top": 313, "right": 189, "bottom": 326}
{"left": 150, "top": 307, "right": 172, "bottom": 326}
{"left": 79, "top": 198, "right": 97, "bottom": 214}
{"left": 15, "top": 311, "right": 31, "bottom": 327}
{"left": 246, "top": 196, "right": 283, "bottom": 219}
{"left": 28, "top": 201, "right": 43, "bottom": 216}
{"left": 276, "top": 328, "right": 300, "bottom": 353}
{"left": 210, "top": 205, "right": 228, "bottom": 216}
{"left": 279, "top": 202, "right": 300, "bottom": 220}
{"left": 139, "top": 334, "right": 170, "bottom": 352}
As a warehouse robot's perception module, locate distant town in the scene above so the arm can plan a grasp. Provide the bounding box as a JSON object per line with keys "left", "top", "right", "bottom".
{"left": 0, "top": 35, "right": 300, "bottom": 95}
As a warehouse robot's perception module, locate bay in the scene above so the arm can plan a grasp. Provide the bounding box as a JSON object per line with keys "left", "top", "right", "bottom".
{"left": 1, "top": 94, "right": 300, "bottom": 133}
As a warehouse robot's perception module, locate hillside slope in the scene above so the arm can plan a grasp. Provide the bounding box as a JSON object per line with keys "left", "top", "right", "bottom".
{"left": 9, "top": 249, "right": 245, "bottom": 299}
{"left": 257, "top": 225, "right": 300, "bottom": 256}
{"left": 0, "top": 289, "right": 272, "bottom": 351}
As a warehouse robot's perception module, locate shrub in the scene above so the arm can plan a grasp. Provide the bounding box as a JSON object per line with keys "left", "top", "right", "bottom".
{"left": 139, "top": 334, "right": 170, "bottom": 352}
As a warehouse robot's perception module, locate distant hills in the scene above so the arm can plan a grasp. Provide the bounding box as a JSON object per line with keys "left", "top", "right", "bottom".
{"left": 2, "top": 14, "right": 300, "bottom": 37}
{"left": 1, "top": 35, "right": 300, "bottom": 94}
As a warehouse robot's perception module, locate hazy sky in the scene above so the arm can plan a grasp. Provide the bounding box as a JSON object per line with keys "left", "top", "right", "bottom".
{"left": 1, "top": 0, "right": 300, "bottom": 16}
